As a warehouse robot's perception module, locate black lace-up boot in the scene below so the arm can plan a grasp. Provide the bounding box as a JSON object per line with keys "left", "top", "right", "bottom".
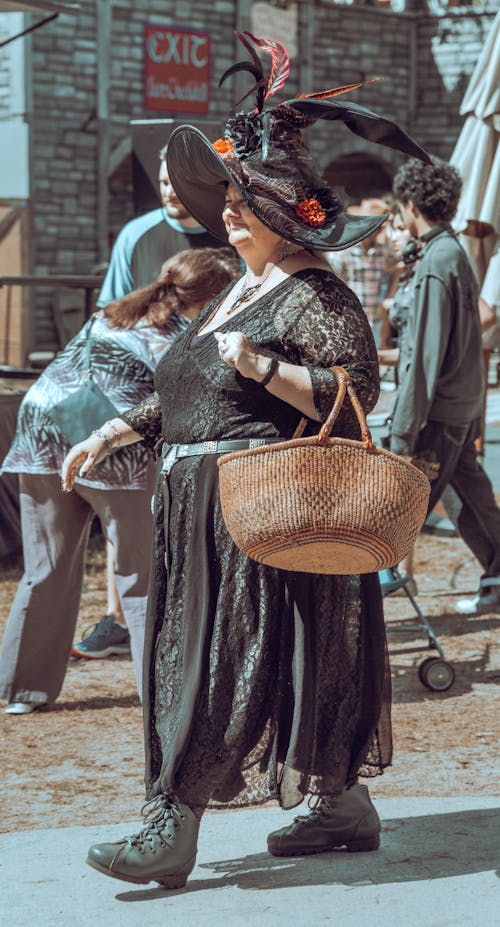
{"left": 267, "top": 784, "right": 380, "bottom": 857}
{"left": 86, "top": 794, "right": 199, "bottom": 887}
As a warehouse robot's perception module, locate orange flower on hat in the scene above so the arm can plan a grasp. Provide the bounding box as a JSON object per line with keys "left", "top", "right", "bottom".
{"left": 295, "top": 197, "right": 327, "bottom": 227}
{"left": 213, "top": 138, "right": 234, "bottom": 156}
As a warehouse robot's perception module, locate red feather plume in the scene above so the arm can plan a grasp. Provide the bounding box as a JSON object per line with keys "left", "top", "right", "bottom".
{"left": 239, "top": 32, "right": 290, "bottom": 105}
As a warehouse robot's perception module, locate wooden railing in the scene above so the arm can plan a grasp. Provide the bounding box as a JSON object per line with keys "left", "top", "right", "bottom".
{"left": 0, "top": 273, "right": 103, "bottom": 370}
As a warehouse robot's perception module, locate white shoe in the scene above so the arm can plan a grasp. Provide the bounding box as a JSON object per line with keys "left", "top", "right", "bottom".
{"left": 4, "top": 701, "right": 46, "bottom": 715}
{"left": 455, "top": 589, "right": 499, "bottom": 616}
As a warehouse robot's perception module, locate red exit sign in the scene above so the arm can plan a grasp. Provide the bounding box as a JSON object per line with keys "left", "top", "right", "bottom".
{"left": 144, "top": 26, "right": 211, "bottom": 114}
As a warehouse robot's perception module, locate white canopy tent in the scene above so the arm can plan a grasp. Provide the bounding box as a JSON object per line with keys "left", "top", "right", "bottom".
{"left": 451, "top": 11, "right": 500, "bottom": 285}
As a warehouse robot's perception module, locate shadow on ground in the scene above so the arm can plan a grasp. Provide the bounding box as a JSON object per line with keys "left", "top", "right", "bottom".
{"left": 52, "top": 694, "right": 141, "bottom": 712}
{"left": 115, "top": 807, "right": 500, "bottom": 902}
{"left": 386, "top": 613, "right": 500, "bottom": 642}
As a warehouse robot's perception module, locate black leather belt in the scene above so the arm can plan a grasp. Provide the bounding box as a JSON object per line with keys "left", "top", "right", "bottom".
{"left": 161, "top": 438, "right": 282, "bottom": 475}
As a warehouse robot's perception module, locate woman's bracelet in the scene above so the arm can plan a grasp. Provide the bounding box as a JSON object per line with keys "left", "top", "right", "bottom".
{"left": 92, "top": 427, "right": 114, "bottom": 453}
{"left": 92, "top": 421, "right": 123, "bottom": 452}
{"left": 259, "top": 356, "right": 279, "bottom": 388}
{"left": 108, "top": 422, "right": 122, "bottom": 447}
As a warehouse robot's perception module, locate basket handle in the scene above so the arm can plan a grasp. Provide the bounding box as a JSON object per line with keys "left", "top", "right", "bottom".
{"left": 291, "top": 366, "right": 376, "bottom": 449}
{"left": 317, "top": 366, "right": 375, "bottom": 451}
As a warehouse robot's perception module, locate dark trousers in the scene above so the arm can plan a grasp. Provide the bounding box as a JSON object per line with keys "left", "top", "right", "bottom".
{"left": 415, "top": 419, "right": 500, "bottom": 583}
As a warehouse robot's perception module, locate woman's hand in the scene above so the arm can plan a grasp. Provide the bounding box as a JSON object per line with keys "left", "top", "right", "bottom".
{"left": 214, "top": 330, "right": 321, "bottom": 421}
{"left": 214, "top": 331, "right": 269, "bottom": 381}
{"left": 61, "top": 433, "right": 108, "bottom": 492}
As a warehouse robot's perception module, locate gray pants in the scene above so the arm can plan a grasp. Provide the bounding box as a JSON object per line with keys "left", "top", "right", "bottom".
{"left": 0, "top": 470, "right": 154, "bottom": 705}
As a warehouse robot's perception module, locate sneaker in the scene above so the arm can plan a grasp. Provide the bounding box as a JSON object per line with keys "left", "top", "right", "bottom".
{"left": 455, "top": 588, "right": 500, "bottom": 616}
{"left": 5, "top": 701, "right": 47, "bottom": 715}
{"left": 72, "top": 614, "right": 131, "bottom": 659}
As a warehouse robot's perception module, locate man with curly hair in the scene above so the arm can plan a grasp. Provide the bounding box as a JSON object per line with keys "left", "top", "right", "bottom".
{"left": 391, "top": 157, "right": 500, "bottom": 615}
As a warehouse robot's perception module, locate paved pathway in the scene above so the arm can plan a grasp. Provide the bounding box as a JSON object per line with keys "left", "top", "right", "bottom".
{"left": 1, "top": 796, "right": 498, "bottom": 927}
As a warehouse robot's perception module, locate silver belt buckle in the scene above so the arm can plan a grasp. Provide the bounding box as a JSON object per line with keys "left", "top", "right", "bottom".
{"left": 161, "top": 445, "right": 179, "bottom": 476}
{"left": 203, "top": 441, "right": 218, "bottom": 453}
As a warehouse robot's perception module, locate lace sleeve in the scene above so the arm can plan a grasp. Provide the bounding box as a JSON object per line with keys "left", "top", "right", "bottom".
{"left": 121, "top": 391, "right": 162, "bottom": 449}
{"left": 281, "top": 272, "right": 380, "bottom": 436}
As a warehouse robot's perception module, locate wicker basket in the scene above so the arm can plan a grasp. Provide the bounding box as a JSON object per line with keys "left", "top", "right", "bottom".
{"left": 217, "top": 366, "right": 430, "bottom": 574}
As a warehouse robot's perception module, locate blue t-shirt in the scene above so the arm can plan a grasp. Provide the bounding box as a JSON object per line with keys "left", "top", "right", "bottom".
{"left": 97, "top": 208, "right": 223, "bottom": 307}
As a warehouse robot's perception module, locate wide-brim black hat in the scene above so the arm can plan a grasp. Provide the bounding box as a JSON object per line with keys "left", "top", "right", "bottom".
{"left": 167, "top": 33, "right": 431, "bottom": 252}
{"left": 167, "top": 124, "right": 388, "bottom": 252}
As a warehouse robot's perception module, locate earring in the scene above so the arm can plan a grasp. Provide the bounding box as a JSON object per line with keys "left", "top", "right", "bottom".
{"left": 279, "top": 240, "right": 303, "bottom": 263}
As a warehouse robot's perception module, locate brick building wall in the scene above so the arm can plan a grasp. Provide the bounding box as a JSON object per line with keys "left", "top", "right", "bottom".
{"left": 306, "top": 3, "right": 415, "bottom": 177}
{"left": 413, "top": 10, "right": 494, "bottom": 156}
{"left": 20, "top": 0, "right": 497, "bottom": 348}
{"left": 308, "top": 4, "right": 496, "bottom": 176}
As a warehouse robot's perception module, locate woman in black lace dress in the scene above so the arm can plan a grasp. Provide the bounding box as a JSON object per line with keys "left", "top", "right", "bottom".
{"left": 62, "top": 34, "right": 430, "bottom": 890}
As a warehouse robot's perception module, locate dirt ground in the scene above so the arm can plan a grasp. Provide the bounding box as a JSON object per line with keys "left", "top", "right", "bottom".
{"left": 1, "top": 522, "right": 499, "bottom": 836}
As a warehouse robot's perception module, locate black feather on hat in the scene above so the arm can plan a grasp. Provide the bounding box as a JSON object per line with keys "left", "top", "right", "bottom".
{"left": 167, "top": 32, "right": 431, "bottom": 252}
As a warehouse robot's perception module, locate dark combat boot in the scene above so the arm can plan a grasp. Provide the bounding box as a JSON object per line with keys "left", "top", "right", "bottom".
{"left": 267, "top": 783, "right": 380, "bottom": 857}
{"left": 87, "top": 794, "right": 199, "bottom": 888}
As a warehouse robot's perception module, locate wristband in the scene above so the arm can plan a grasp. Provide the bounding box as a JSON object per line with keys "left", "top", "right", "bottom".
{"left": 259, "top": 356, "right": 279, "bottom": 387}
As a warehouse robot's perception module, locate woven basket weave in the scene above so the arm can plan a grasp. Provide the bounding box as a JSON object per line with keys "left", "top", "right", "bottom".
{"left": 217, "top": 366, "right": 430, "bottom": 574}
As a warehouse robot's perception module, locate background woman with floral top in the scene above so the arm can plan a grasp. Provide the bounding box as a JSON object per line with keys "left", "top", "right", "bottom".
{"left": 0, "top": 247, "right": 239, "bottom": 715}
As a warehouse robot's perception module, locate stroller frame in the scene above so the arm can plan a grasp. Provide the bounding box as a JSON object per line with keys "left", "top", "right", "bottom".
{"left": 379, "top": 566, "right": 456, "bottom": 691}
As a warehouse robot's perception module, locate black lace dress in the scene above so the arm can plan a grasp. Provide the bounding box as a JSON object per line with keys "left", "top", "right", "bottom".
{"left": 122, "top": 268, "right": 392, "bottom": 812}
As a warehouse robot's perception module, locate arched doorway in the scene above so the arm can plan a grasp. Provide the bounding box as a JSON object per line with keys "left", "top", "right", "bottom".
{"left": 324, "top": 152, "right": 394, "bottom": 204}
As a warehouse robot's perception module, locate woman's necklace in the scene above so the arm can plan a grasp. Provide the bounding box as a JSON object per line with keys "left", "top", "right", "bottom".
{"left": 226, "top": 266, "right": 276, "bottom": 316}
{"left": 225, "top": 247, "right": 306, "bottom": 316}
{"left": 197, "top": 246, "right": 306, "bottom": 335}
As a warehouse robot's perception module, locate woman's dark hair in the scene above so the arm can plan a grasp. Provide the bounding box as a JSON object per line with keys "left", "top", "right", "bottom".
{"left": 392, "top": 158, "right": 462, "bottom": 224}
{"left": 103, "top": 247, "right": 240, "bottom": 329}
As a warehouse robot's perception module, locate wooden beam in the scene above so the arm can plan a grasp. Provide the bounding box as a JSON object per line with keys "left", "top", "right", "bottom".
{"left": 96, "top": 0, "right": 112, "bottom": 262}
{"left": 0, "top": 207, "right": 19, "bottom": 241}
{"left": 234, "top": 0, "right": 253, "bottom": 105}
{"left": 408, "top": 15, "right": 418, "bottom": 134}
{"left": 109, "top": 135, "right": 132, "bottom": 178}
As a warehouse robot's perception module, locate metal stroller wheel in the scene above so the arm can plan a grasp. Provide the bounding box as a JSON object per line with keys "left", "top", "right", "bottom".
{"left": 418, "top": 657, "right": 455, "bottom": 691}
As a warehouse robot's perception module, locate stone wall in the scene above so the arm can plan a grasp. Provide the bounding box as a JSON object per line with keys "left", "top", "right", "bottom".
{"left": 413, "top": 9, "right": 494, "bottom": 157}
{"left": 26, "top": 0, "right": 497, "bottom": 348}
{"left": 307, "top": 3, "right": 415, "bottom": 176}
{"left": 31, "top": 4, "right": 99, "bottom": 278}
{"left": 310, "top": 4, "right": 496, "bottom": 174}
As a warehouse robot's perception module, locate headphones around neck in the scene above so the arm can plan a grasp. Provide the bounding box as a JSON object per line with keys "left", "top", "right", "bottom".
{"left": 401, "top": 238, "right": 421, "bottom": 265}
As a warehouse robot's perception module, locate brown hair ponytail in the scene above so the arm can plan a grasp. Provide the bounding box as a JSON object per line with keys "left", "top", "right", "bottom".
{"left": 103, "top": 247, "right": 240, "bottom": 330}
